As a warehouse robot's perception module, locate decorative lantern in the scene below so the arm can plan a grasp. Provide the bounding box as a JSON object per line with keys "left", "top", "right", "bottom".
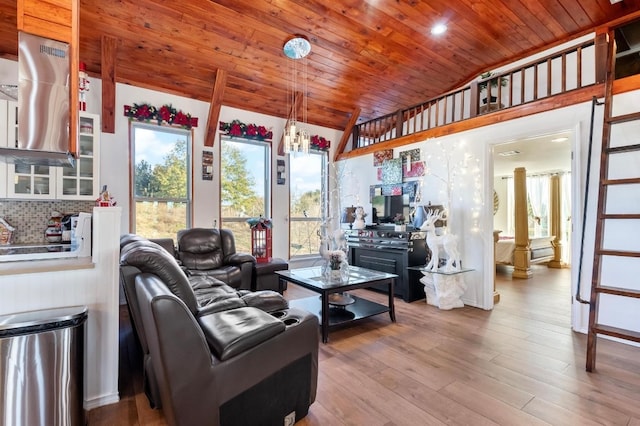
{"left": 247, "top": 217, "right": 272, "bottom": 263}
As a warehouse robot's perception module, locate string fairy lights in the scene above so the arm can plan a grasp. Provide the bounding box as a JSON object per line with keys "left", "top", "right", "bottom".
{"left": 423, "top": 139, "right": 484, "bottom": 234}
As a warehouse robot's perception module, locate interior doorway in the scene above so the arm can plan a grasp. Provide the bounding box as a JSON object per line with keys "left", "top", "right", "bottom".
{"left": 491, "top": 130, "right": 574, "bottom": 307}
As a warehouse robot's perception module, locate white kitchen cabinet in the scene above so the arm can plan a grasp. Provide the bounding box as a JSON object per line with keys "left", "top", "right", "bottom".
{"left": 57, "top": 112, "right": 100, "bottom": 200}
{"left": 7, "top": 162, "right": 57, "bottom": 199}
{"left": 3, "top": 107, "right": 100, "bottom": 200}
{"left": 5, "top": 100, "right": 59, "bottom": 199}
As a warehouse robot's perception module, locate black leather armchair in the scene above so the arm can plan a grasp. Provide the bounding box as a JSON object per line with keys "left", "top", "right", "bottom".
{"left": 177, "top": 228, "right": 255, "bottom": 290}
{"left": 136, "top": 275, "right": 318, "bottom": 426}
{"left": 119, "top": 234, "right": 294, "bottom": 409}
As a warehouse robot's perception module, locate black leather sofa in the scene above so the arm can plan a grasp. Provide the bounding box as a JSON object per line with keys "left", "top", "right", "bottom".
{"left": 119, "top": 234, "right": 318, "bottom": 425}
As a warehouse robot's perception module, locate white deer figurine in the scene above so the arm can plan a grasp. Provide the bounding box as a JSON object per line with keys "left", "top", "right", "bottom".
{"left": 420, "top": 209, "right": 461, "bottom": 272}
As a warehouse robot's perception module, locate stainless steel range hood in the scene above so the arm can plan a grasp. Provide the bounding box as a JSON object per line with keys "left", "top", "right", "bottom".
{"left": 0, "top": 146, "right": 75, "bottom": 167}
{"left": 0, "top": 32, "right": 75, "bottom": 168}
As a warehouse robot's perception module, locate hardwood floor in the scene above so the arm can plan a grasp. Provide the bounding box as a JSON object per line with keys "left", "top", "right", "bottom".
{"left": 88, "top": 265, "right": 640, "bottom": 425}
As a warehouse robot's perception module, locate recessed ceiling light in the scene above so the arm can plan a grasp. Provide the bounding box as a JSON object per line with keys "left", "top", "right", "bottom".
{"left": 551, "top": 137, "right": 569, "bottom": 142}
{"left": 431, "top": 23, "right": 447, "bottom": 35}
{"left": 498, "top": 150, "right": 520, "bottom": 157}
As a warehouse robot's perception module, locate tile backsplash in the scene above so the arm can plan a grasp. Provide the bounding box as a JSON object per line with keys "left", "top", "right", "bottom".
{"left": 0, "top": 200, "right": 96, "bottom": 244}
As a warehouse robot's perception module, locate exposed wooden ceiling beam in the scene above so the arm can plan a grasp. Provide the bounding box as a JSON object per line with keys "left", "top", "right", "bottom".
{"left": 205, "top": 68, "right": 227, "bottom": 148}
{"left": 334, "top": 107, "right": 360, "bottom": 162}
{"left": 101, "top": 35, "right": 117, "bottom": 133}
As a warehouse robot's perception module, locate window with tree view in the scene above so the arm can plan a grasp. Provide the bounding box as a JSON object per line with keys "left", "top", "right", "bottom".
{"left": 131, "top": 124, "right": 191, "bottom": 238}
{"left": 290, "top": 152, "right": 327, "bottom": 257}
{"left": 220, "top": 137, "right": 270, "bottom": 253}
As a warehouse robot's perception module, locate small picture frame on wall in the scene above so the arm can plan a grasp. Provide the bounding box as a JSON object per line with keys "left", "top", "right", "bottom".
{"left": 373, "top": 149, "right": 393, "bottom": 166}
{"left": 202, "top": 150, "right": 213, "bottom": 181}
{"left": 277, "top": 159, "right": 286, "bottom": 185}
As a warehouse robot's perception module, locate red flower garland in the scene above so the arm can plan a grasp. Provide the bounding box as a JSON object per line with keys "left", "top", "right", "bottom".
{"left": 124, "top": 103, "right": 198, "bottom": 129}
{"left": 311, "top": 135, "right": 330, "bottom": 151}
{"left": 219, "top": 120, "right": 273, "bottom": 140}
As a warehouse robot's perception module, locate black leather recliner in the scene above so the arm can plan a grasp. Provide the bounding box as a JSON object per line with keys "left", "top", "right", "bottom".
{"left": 119, "top": 234, "right": 310, "bottom": 414}
{"left": 136, "top": 273, "right": 318, "bottom": 426}
{"left": 177, "top": 228, "right": 255, "bottom": 290}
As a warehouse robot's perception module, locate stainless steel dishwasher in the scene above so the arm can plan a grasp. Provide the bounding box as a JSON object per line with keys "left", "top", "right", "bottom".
{"left": 0, "top": 306, "right": 87, "bottom": 426}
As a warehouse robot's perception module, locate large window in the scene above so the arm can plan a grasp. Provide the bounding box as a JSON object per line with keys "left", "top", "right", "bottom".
{"left": 290, "top": 151, "right": 327, "bottom": 256}
{"left": 220, "top": 136, "right": 271, "bottom": 253}
{"left": 131, "top": 123, "right": 192, "bottom": 238}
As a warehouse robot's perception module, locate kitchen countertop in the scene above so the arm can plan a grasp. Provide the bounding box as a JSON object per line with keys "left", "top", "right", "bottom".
{"left": 0, "top": 257, "right": 94, "bottom": 276}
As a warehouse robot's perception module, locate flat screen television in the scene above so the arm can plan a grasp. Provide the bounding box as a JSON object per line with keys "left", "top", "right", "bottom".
{"left": 371, "top": 194, "right": 410, "bottom": 224}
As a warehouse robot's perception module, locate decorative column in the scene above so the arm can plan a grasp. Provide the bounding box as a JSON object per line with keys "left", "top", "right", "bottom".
{"left": 512, "top": 167, "right": 532, "bottom": 279}
{"left": 548, "top": 174, "right": 563, "bottom": 268}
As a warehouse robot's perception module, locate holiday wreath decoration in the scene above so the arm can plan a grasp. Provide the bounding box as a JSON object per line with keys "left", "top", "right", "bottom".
{"left": 310, "top": 135, "right": 330, "bottom": 151}
{"left": 219, "top": 120, "right": 273, "bottom": 140}
{"left": 124, "top": 103, "right": 199, "bottom": 129}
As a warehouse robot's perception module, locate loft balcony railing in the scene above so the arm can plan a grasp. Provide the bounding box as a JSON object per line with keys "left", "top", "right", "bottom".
{"left": 351, "top": 38, "right": 598, "bottom": 149}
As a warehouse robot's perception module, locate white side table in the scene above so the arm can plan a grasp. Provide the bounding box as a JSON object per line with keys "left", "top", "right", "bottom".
{"left": 408, "top": 267, "right": 473, "bottom": 310}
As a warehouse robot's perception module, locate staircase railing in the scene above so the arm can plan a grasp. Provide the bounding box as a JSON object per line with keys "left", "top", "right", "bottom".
{"left": 352, "top": 39, "right": 597, "bottom": 149}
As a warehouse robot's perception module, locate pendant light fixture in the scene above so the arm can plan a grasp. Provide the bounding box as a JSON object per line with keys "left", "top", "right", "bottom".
{"left": 283, "top": 35, "right": 311, "bottom": 155}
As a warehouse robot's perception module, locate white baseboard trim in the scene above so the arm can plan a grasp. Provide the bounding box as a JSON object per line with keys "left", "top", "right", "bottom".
{"left": 84, "top": 392, "right": 120, "bottom": 410}
{"left": 461, "top": 297, "right": 483, "bottom": 309}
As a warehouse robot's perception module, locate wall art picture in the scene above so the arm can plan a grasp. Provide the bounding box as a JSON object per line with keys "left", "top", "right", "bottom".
{"left": 403, "top": 161, "right": 425, "bottom": 177}
{"left": 373, "top": 149, "right": 393, "bottom": 166}
{"left": 202, "top": 150, "right": 213, "bottom": 180}
{"left": 277, "top": 159, "right": 286, "bottom": 185}
{"left": 399, "top": 148, "right": 420, "bottom": 164}
{"left": 399, "top": 148, "right": 424, "bottom": 177}
{"left": 381, "top": 158, "right": 403, "bottom": 184}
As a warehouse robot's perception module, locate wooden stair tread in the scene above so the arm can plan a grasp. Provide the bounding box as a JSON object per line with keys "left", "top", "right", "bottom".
{"left": 603, "top": 178, "right": 640, "bottom": 185}
{"left": 596, "top": 249, "right": 640, "bottom": 257}
{"left": 607, "top": 111, "right": 640, "bottom": 124}
{"left": 595, "top": 285, "right": 640, "bottom": 298}
{"left": 593, "top": 324, "right": 640, "bottom": 343}
{"left": 606, "top": 144, "right": 640, "bottom": 154}
{"left": 601, "top": 214, "right": 640, "bottom": 219}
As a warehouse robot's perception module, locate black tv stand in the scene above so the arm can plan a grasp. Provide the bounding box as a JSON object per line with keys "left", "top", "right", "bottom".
{"left": 345, "top": 228, "right": 427, "bottom": 302}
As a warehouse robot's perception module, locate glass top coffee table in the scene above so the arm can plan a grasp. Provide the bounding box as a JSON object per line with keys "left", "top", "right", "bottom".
{"left": 276, "top": 265, "right": 397, "bottom": 343}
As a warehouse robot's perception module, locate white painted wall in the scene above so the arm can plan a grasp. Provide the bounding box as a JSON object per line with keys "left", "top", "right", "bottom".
{"left": 493, "top": 177, "right": 509, "bottom": 233}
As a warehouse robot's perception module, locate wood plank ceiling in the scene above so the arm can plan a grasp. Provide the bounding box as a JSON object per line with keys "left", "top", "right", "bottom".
{"left": 0, "top": 0, "right": 639, "bottom": 131}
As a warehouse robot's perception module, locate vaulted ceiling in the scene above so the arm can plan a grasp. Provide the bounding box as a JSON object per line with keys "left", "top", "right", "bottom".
{"left": 0, "top": 1, "right": 639, "bottom": 131}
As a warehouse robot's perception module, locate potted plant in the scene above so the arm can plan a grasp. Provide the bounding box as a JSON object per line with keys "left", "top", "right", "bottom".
{"left": 478, "top": 72, "right": 508, "bottom": 104}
